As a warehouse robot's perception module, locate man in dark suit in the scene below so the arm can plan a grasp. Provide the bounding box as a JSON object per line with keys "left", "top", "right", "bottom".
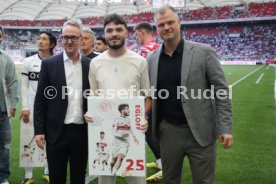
{"left": 34, "top": 19, "right": 90, "bottom": 184}
{"left": 147, "top": 6, "right": 233, "bottom": 184}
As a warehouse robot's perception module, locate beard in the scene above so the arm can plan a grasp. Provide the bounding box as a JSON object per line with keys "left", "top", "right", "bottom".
{"left": 107, "top": 37, "right": 125, "bottom": 50}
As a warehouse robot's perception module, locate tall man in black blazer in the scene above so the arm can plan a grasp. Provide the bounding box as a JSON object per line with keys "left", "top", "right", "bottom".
{"left": 34, "top": 19, "right": 90, "bottom": 184}
{"left": 147, "top": 6, "right": 233, "bottom": 184}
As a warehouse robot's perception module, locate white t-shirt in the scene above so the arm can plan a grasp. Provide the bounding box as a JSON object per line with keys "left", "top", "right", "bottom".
{"left": 89, "top": 49, "right": 150, "bottom": 97}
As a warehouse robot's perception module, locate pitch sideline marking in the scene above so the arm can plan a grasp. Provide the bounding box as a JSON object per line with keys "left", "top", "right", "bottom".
{"left": 230, "top": 65, "right": 264, "bottom": 87}
{"left": 255, "top": 73, "right": 264, "bottom": 84}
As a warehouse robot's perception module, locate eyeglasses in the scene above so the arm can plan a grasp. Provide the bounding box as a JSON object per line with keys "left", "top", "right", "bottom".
{"left": 62, "top": 35, "right": 81, "bottom": 42}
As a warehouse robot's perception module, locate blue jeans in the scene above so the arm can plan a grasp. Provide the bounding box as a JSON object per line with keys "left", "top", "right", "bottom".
{"left": 0, "top": 112, "right": 12, "bottom": 183}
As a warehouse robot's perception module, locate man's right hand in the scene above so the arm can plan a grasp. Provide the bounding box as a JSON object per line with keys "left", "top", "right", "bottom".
{"left": 84, "top": 112, "right": 93, "bottom": 123}
{"left": 20, "top": 110, "right": 30, "bottom": 123}
{"left": 35, "top": 134, "right": 45, "bottom": 150}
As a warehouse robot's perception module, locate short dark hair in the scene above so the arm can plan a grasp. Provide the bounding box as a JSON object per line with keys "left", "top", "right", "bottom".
{"left": 39, "top": 31, "right": 57, "bottom": 54}
{"left": 103, "top": 13, "right": 127, "bottom": 29}
{"left": 100, "top": 131, "right": 105, "bottom": 135}
{"left": 0, "top": 25, "right": 4, "bottom": 34}
{"left": 118, "top": 104, "right": 129, "bottom": 112}
{"left": 134, "top": 22, "right": 153, "bottom": 33}
{"left": 96, "top": 36, "right": 107, "bottom": 45}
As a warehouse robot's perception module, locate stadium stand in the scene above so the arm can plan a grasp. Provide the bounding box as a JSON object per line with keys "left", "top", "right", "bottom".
{"left": 0, "top": 1, "right": 275, "bottom": 62}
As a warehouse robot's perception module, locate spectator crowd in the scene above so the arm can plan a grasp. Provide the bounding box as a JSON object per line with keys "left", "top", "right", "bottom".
{"left": 0, "top": 1, "right": 275, "bottom": 62}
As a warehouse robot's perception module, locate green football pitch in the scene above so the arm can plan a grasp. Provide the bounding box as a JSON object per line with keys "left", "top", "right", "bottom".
{"left": 8, "top": 65, "right": 276, "bottom": 184}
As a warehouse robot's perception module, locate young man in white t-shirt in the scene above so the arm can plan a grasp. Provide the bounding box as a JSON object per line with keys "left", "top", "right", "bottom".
{"left": 85, "top": 13, "right": 151, "bottom": 184}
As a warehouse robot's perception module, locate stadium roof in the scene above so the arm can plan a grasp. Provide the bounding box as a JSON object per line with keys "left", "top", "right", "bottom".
{"left": 0, "top": 0, "right": 274, "bottom": 20}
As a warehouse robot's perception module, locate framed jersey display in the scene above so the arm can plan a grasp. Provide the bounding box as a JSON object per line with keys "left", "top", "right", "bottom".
{"left": 87, "top": 96, "right": 146, "bottom": 177}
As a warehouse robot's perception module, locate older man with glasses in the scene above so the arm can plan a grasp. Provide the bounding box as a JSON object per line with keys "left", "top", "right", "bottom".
{"left": 33, "top": 19, "right": 91, "bottom": 184}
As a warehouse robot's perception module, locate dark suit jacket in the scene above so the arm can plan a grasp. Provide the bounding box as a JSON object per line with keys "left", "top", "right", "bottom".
{"left": 147, "top": 40, "right": 232, "bottom": 147}
{"left": 34, "top": 53, "right": 90, "bottom": 144}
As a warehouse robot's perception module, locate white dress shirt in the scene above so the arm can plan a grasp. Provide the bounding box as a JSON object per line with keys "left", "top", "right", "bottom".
{"left": 63, "top": 51, "right": 84, "bottom": 124}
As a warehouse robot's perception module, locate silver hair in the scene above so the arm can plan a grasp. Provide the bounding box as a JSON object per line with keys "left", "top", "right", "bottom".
{"left": 62, "top": 19, "right": 83, "bottom": 34}
{"left": 82, "top": 27, "right": 96, "bottom": 45}
{"left": 82, "top": 27, "right": 95, "bottom": 37}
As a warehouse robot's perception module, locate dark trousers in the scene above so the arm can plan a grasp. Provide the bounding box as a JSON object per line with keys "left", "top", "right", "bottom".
{"left": 159, "top": 119, "right": 216, "bottom": 184}
{"left": 46, "top": 124, "right": 88, "bottom": 184}
{"left": 145, "top": 114, "right": 161, "bottom": 160}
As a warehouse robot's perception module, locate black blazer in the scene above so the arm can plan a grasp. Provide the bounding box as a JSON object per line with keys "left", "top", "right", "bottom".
{"left": 34, "top": 53, "right": 91, "bottom": 144}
